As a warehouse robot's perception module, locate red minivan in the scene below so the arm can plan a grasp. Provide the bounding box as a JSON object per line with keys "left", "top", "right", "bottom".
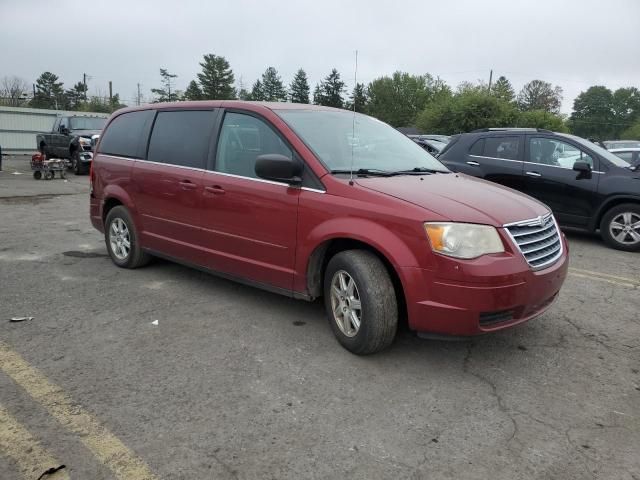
{"left": 90, "top": 101, "right": 568, "bottom": 354}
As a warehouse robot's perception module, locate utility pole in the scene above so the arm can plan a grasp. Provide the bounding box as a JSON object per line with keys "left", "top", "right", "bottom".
{"left": 109, "top": 81, "right": 113, "bottom": 105}
{"left": 137, "top": 83, "right": 141, "bottom": 106}
{"left": 488, "top": 69, "right": 493, "bottom": 94}
{"left": 83, "top": 73, "right": 88, "bottom": 101}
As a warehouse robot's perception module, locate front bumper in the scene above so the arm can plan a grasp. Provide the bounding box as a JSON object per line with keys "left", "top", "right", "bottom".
{"left": 401, "top": 236, "right": 569, "bottom": 336}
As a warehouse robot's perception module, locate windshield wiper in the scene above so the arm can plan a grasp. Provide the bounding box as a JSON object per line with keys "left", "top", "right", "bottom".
{"left": 330, "top": 168, "right": 399, "bottom": 177}
{"left": 395, "top": 167, "right": 448, "bottom": 174}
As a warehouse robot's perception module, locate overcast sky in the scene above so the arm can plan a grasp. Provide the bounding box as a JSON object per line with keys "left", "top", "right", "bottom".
{"left": 1, "top": 0, "right": 638, "bottom": 113}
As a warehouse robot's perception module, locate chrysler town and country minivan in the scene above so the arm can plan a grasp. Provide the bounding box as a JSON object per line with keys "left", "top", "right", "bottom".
{"left": 90, "top": 102, "right": 568, "bottom": 354}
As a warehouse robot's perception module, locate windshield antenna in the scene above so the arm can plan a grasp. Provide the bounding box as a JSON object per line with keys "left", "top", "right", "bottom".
{"left": 349, "top": 50, "right": 358, "bottom": 186}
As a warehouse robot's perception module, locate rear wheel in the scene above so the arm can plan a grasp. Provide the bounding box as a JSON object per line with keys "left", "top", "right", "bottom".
{"left": 323, "top": 250, "right": 398, "bottom": 355}
{"left": 600, "top": 204, "right": 640, "bottom": 252}
{"left": 33, "top": 171, "right": 42, "bottom": 180}
{"left": 105, "top": 206, "right": 151, "bottom": 268}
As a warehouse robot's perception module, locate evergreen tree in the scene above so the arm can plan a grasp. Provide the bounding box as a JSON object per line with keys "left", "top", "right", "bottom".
{"left": 260, "top": 67, "right": 287, "bottom": 102}
{"left": 151, "top": 68, "right": 179, "bottom": 102}
{"left": 312, "top": 84, "right": 323, "bottom": 105}
{"left": 65, "top": 82, "right": 88, "bottom": 110}
{"left": 289, "top": 69, "right": 310, "bottom": 104}
{"left": 315, "top": 69, "right": 345, "bottom": 108}
{"left": 31, "top": 71, "right": 65, "bottom": 109}
{"left": 197, "top": 54, "right": 236, "bottom": 100}
{"left": 250, "top": 80, "right": 265, "bottom": 101}
{"left": 184, "top": 80, "right": 203, "bottom": 101}
{"left": 346, "top": 83, "right": 368, "bottom": 113}
{"left": 491, "top": 76, "right": 515, "bottom": 102}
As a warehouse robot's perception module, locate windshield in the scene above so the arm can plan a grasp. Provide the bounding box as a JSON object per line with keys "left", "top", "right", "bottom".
{"left": 69, "top": 117, "right": 107, "bottom": 131}
{"left": 276, "top": 110, "right": 449, "bottom": 173}
{"left": 560, "top": 133, "right": 632, "bottom": 168}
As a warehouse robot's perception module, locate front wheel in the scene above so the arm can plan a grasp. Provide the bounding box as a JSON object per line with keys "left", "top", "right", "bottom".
{"left": 600, "top": 204, "right": 640, "bottom": 252}
{"left": 104, "top": 206, "right": 151, "bottom": 268}
{"left": 323, "top": 250, "right": 398, "bottom": 355}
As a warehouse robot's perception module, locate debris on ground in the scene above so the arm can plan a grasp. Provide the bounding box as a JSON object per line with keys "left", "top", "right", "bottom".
{"left": 37, "top": 464, "right": 66, "bottom": 479}
{"left": 9, "top": 316, "right": 34, "bottom": 322}
{"left": 151, "top": 320, "right": 159, "bottom": 326}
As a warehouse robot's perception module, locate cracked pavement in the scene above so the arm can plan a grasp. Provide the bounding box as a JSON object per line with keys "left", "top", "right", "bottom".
{"left": 0, "top": 156, "right": 639, "bottom": 479}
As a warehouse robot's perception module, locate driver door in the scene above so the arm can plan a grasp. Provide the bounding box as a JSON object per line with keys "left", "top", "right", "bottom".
{"left": 521, "top": 135, "right": 600, "bottom": 227}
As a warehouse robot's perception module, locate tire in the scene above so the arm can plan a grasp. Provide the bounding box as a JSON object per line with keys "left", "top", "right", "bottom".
{"left": 104, "top": 206, "right": 151, "bottom": 268}
{"left": 600, "top": 203, "right": 640, "bottom": 252}
{"left": 323, "top": 250, "right": 398, "bottom": 355}
{"left": 44, "top": 172, "right": 52, "bottom": 180}
{"left": 33, "top": 171, "right": 42, "bottom": 180}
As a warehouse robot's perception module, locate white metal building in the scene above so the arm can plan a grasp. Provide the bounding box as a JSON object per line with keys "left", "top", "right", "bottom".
{"left": 0, "top": 106, "right": 109, "bottom": 154}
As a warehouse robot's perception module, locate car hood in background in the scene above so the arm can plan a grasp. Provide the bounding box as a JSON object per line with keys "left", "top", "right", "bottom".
{"left": 356, "top": 173, "right": 549, "bottom": 227}
{"left": 71, "top": 129, "right": 102, "bottom": 137}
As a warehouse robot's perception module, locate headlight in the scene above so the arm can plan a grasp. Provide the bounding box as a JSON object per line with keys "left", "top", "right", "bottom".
{"left": 424, "top": 222, "right": 504, "bottom": 259}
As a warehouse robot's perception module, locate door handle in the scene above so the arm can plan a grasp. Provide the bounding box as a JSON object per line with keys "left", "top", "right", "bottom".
{"left": 205, "top": 185, "right": 225, "bottom": 195}
{"left": 179, "top": 180, "right": 198, "bottom": 190}
{"left": 525, "top": 171, "right": 542, "bottom": 177}
{"left": 466, "top": 161, "right": 480, "bottom": 166}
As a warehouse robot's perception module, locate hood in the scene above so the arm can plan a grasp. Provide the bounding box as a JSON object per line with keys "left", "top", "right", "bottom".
{"left": 71, "top": 129, "right": 102, "bottom": 137}
{"left": 356, "top": 173, "right": 549, "bottom": 227}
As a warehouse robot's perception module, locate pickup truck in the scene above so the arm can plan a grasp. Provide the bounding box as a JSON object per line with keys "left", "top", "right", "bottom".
{"left": 36, "top": 115, "right": 107, "bottom": 174}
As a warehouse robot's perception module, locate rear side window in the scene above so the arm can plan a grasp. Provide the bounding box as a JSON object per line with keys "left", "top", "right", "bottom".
{"left": 483, "top": 137, "right": 520, "bottom": 160}
{"left": 469, "top": 138, "right": 484, "bottom": 155}
{"left": 147, "top": 110, "right": 216, "bottom": 169}
{"left": 98, "top": 110, "right": 155, "bottom": 158}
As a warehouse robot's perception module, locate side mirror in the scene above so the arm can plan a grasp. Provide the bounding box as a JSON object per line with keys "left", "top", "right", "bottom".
{"left": 255, "top": 154, "right": 302, "bottom": 185}
{"left": 573, "top": 161, "right": 591, "bottom": 173}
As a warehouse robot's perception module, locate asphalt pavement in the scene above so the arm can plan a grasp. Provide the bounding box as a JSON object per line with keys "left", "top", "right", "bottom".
{"left": 0, "top": 155, "right": 638, "bottom": 480}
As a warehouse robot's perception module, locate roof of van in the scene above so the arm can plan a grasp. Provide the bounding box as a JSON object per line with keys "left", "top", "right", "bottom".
{"left": 114, "top": 100, "right": 349, "bottom": 115}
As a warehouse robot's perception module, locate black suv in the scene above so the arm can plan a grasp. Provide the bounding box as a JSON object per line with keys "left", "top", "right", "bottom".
{"left": 438, "top": 128, "right": 640, "bottom": 251}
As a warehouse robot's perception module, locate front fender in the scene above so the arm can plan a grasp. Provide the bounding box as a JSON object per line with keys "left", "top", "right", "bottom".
{"left": 304, "top": 217, "right": 421, "bottom": 268}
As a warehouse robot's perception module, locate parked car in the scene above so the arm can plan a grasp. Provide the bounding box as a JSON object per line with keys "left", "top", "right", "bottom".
{"left": 609, "top": 148, "right": 640, "bottom": 168}
{"left": 36, "top": 115, "right": 107, "bottom": 174}
{"left": 91, "top": 102, "right": 568, "bottom": 354}
{"left": 411, "top": 137, "right": 448, "bottom": 156}
{"left": 604, "top": 140, "right": 640, "bottom": 150}
{"left": 410, "top": 134, "right": 452, "bottom": 144}
{"left": 438, "top": 128, "right": 640, "bottom": 251}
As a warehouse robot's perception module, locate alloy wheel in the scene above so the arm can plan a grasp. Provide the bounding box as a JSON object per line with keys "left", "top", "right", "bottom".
{"left": 330, "top": 270, "right": 362, "bottom": 337}
{"left": 609, "top": 212, "right": 640, "bottom": 245}
{"left": 109, "top": 218, "right": 131, "bottom": 260}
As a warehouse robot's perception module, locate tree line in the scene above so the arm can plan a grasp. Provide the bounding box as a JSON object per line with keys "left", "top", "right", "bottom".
{"left": 0, "top": 72, "right": 125, "bottom": 113}
{"left": 3, "top": 52, "right": 639, "bottom": 140}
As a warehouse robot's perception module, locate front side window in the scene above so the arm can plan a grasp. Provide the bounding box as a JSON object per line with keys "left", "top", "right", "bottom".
{"left": 98, "top": 110, "right": 155, "bottom": 158}
{"left": 483, "top": 137, "right": 520, "bottom": 160}
{"left": 147, "top": 110, "right": 216, "bottom": 169}
{"left": 469, "top": 138, "right": 484, "bottom": 155}
{"left": 215, "top": 112, "right": 292, "bottom": 179}
{"left": 529, "top": 137, "right": 593, "bottom": 169}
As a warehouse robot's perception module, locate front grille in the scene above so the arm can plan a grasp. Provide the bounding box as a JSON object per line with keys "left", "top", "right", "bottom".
{"left": 505, "top": 214, "right": 562, "bottom": 269}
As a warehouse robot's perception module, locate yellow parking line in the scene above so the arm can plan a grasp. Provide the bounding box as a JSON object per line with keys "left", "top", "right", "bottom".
{"left": 0, "top": 402, "right": 70, "bottom": 480}
{"left": 0, "top": 341, "right": 157, "bottom": 480}
{"left": 568, "top": 267, "right": 640, "bottom": 288}
{"left": 569, "top": 271, "right": 635, "bottom": 288}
